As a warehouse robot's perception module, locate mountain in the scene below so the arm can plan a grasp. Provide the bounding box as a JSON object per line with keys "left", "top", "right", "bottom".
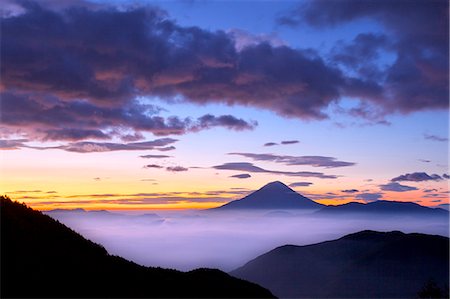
{"left": 214, "top": 181, "right": 323, "bottom": 210}
{"left": 315, "top": 200, "right": 449, "bottom": 217}
{"left": 1, "top": 196, "right": 274, "bottom": 298}
{"left": 231, "top": 230, "right": 449, "bottom": 298}
{"left": 437, "top": 203, "right": 450, "bottom": 211}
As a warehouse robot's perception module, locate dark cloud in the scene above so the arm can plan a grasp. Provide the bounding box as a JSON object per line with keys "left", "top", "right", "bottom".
{"left": 0, "top": 138, "right": 28, "bottom": 150}
{"left": 193, "top": 114, "right": 257, "bottom": 131}
{"left": 166, "top": 166, "right": 188, "bottom": 172}
{"left": 289, "top": 182, "right": 313, "bottom": 187}
{"left": 443, "top": 174, "right": 450, "bottom": 179}
{"left": 418, "top": 159, "right": 431, "bottom": 163}
{"left": 155, "top": 146, "right": 176, "bottom": 152}
{"left": 341, "top": 189, "right": 359, "bottom": 193}
{"left": 424, "top": 134, "right": 448, "bottom": 142}
{"left": 379, "top": 182, "right": 418, "bottom": 192}
{"left": 281, "top": 140, "right": 299, "bottom": 145}
{"left": 391, "top": 172, "right": 443, "bottom": 182}
{"left": 423, "top": 188, "right": 438, "bottom": 193}
{"left": 1, "top": 90, "right": 255, "bottom": 142}
{"left": 212, "top": 162, "right": 337, "bottom": 179}
{"left": 278, "top": 0, "right": 449, "bottom": 115}
{"left": 263, "top": 142, "right": 277, "bottom": 147}
{"left": 93, "top": 177, "right": 101, "bottom": 181}
{"left": 144, "top": 164, "right": 163, "bottom": 169}
{"left": 355, "top": 192, "right": 383, "bottom": 202}
{"left": 228, "top": 153, "right": 355, "bottom": 168}
{"left": 229, "top": 173, "right": 251, "bottom": 179}
{"left": 140, "top": 154, "right": 171, "bottom": 159}
{"left": 43, "top": 128, "right": 110, "bottom": 141}
{"left": 1, "top": 0, "right": 412, "bottom": 134}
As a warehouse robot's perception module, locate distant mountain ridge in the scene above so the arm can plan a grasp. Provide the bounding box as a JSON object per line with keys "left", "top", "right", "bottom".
{"left": 231, "top": 230, "right": 449, "bottom": 298}
{"left": 315, "top": 200, "right": 449, "bottom": 217}
{"left": 1, "top": 196, "right": 274, "bottom": 298}
{"left": 214, "top": 181, "right": 323, "bottom": 210}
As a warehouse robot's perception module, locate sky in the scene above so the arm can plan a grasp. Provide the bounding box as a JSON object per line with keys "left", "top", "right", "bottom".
{"left": 0, "top": 0, "right": 449, "bottom": 210}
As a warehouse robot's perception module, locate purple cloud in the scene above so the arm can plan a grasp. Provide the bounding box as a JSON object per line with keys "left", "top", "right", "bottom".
{"left": 212, "top": 162, "right": 337, "bottom": 179}
{"left": 229, "top": 173, "right": 251, "bottom": 179}
{"left": 341, "top": 189, "right": 359, "bottom": 193}
{"left": 391, "top": 172, "right": 443, "bottom": 182}
{"left": 281, "top": 140, "right": 299, "bottom": 145}
{"left": 424, "top": 134, "right": 449, "bottom": 142}
{"left": 379, "top": 182, "right": 418, "bottom": 192}
{"left": 356, "top": 192, "right": 383, "bottom": 202}
{"left": 144, "top": 164, "right": 163, "bottom": 169}
{"left": 0, "top": 139, "right": 28, "bottom": 150}
{"left": 166, "top": 166, "right": 188, "bottom": 172}
{"left": 228, "top": 153, "right": 355, "bottom": 168}
{"left": 1, "top": 91, "right": 255, "bottom": 142}
{"left": 193, "top": 114, "right": 257, "bottom": 131}
{"left": 278, "top": 0, "right": 449, "bottom": 115}
{"left": 0, "top": 137, "right": 177, "bottom": 153}
{"left": 264, "top": 142, "right": 278, "bottom": 147}
{"left": 443, "top": 174, "right": 450, "bottom": 179}
{"left": 418, "top": 159, "right": 431, "bottom": 163}
{"left": 289, "top": 182, "right": 313, "bottom": 187}
{"left": 1, "top": 0, "right": 423, "bottom": 136}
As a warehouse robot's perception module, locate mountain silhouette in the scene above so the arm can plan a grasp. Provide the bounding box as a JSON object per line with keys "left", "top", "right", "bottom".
{"left": 214, "top": 181, "right": 323, "bottom": 210}
{"left": 1, "top": 196, "right": 274, "bottom": 298}
{"left": 315, "top": 200, "right": 449, "bottom": 218}
{"left": 231, "top": 230, "right": 449, "bottom": 298}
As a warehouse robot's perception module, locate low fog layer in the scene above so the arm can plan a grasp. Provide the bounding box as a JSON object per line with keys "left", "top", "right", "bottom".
{"left": 45, "top": 209, "right": 449, "bottom": 271}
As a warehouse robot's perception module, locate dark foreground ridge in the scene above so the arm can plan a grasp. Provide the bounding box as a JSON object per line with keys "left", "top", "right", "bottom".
{"left": 1, "top": 196, "right": 274, "bottom": 298}
{"left": 214, "top": 181, "right": 323, "bottom": 210}
{"left": 231, "top": 230, "right": 449, "bottom": 298}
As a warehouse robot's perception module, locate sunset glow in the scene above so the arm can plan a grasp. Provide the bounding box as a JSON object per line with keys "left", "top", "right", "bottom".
{"left": 1, "top": 0, "right": 448, "bottom": 210}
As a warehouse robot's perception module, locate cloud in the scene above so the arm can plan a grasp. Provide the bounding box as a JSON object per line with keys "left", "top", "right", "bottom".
{"left": 43, "top": 128, "right": 110, "bottom": 141}
{"left": 62, "top": 138, "right": 177, "bottom": 153}
{"left": 263, "top": 142, "right": 278, "bottom": 147}
{"left": 281, "top": 140, "right": 299, "bottom": 145}
{"left": 0, "top": 137, "right": 178, "bottom": 153}
{"left": 140, "top": 154, "right": 172, "bottom": 159}
{"left": 0, "top": 139, "right": 28, "bottom": 150}
{"left": 229, "top": 173, "right": 251, "bottom": 179}
{"left": 443, "top": 174, "right": 450, "bottom": 179}
{"left": 228, "top": 153, "right": 355, "bottom": 168}
{"left": 212, "top": 162, "right": 337, "bottom": 179}
{"left": 355, "top": 192, "right": 383, "bottom": 202}
{"left": 379, "top": 182, "right": 418, "bottom": 192}
{"left": 277, "top": 0, "right": 449, "bottom": 115}
{"left": 418, "top": 159, "right": 431, "bottom": 163}
{"left": 193, "top": 114, "right": 257, "bottom": 131}
{"left": 144, "top": 164, "right": 163, "bottom": 169}
{"left": 1, "top": 0, "right": 420, "bottom": 133}
{"left": 423, "top": 188, "right": 438, "bottom": 193}
{"left": 424, "top": 134, "right": 448, "bottom": 142}
{"left": 1, "top": 91, "right": 255, "bottom": 142}
{"left": 289, "top": 182, "right": 313, "bottom": 187}
{"left": 341, "top": 189, "right": 359, "bottom": 193}
{"left": 155, "top": 146, "right": 176, "bottom": 152}
{"left": 391, "top": 172, "right": 443, "bottom": 182}
{"left": 166, "top": 166, "right": 188, "bottom": 172}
